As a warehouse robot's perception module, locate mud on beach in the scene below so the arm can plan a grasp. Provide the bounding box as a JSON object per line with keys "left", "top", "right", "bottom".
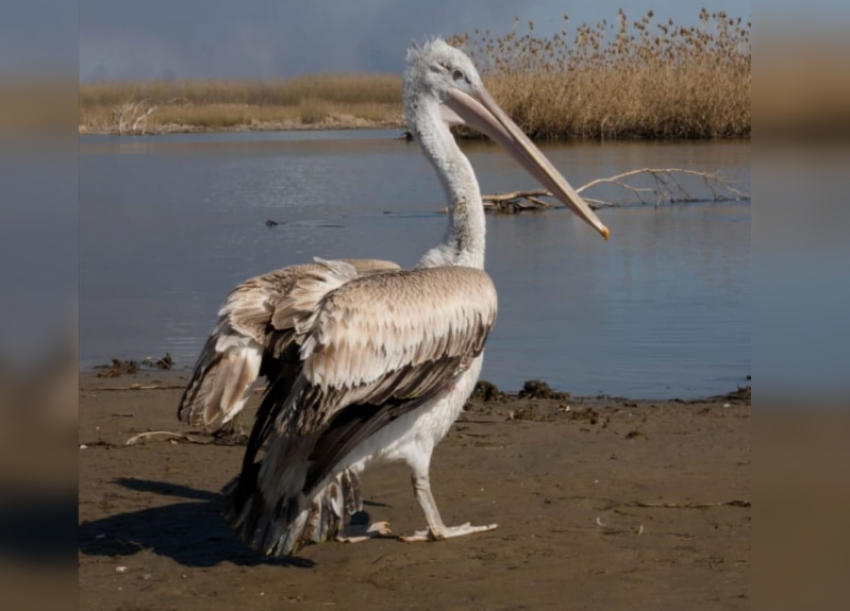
{"left": 79, "top": 371, "right": 750, "bottom": 611}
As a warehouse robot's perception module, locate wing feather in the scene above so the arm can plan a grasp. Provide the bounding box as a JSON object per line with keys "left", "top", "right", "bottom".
{"left": 304, "top": 267, "right": 494, "bottom": 384}
{"left": 252, "top": 266, "right": 496, "bottom": 490}
{"left": 176, "top": 258, "right": 400, "bottom": 427}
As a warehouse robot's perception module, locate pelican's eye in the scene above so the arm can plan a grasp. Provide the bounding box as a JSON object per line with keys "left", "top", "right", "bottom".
{"left": 452, "top": 69, "right": 465, "bottom": 82}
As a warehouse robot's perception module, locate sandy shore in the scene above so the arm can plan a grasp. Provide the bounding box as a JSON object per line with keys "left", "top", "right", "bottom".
{"left": 79, "top": 371, "right": 750, "bottom": 610}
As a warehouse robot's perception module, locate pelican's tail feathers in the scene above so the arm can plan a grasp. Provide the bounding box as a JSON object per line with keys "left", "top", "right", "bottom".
{"left": 224, "top": 436, "right": 362, "bottom": 556}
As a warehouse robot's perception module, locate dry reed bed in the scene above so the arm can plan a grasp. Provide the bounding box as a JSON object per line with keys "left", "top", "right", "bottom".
{"left": 454, "top": 8, "right": 750, "bottom": 139}
{"left": 78, "top": 74, "right": 404, "bottom": 134}
{"left": 78, "top": 9, "right": 750, "bottom": 139}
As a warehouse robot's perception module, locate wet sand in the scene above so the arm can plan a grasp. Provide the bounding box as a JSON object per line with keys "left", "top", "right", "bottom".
{"left": 79, "top": 371, "right": 750, "bottom": 610}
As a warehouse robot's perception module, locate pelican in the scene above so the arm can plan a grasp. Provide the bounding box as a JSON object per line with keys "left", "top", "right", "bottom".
{"left": 193, "top": 39, "right": 609, "bottom": 556}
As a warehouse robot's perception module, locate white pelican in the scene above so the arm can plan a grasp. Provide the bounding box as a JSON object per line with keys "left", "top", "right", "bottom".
{"left": 190, "top": 39, "right": 609, "bottom": 556}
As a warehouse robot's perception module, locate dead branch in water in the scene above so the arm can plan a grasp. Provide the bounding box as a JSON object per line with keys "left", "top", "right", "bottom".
{"left": 481, "top": 168, "right": 750, "bottom": 213}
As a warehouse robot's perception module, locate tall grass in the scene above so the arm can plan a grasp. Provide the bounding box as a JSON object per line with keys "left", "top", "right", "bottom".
{"left": 78, "top": 74, "right": 404, "bottom": 133}
{"left": 79, "top": 73, "right": 401, "bottom": 108}
{"left": 78, "top": 9, "right": 750, "bottom": 139}
{"left": 451, "top": 8, "right": 750, "bottom": 139}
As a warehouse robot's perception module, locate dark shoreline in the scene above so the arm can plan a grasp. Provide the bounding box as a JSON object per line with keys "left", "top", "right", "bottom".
{"left": 80, "top": 364, "right": 751, "bottom": 407}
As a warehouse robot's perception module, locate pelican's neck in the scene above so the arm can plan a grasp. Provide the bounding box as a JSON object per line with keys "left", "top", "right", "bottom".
{"left": 410, "top": 98, "right": 486, "bottom": 270}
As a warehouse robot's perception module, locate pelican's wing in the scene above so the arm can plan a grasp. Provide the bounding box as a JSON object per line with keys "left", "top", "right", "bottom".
{"left": 262, "top": 266, "right": 497, "bottom": 490}
{"left": 176, "top": 258, "right": 399, "bottom": 428}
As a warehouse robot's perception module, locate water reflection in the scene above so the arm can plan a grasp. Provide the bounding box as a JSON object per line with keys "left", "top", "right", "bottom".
{"left": 79, "top": 131, "right": 749, "bottom": 398}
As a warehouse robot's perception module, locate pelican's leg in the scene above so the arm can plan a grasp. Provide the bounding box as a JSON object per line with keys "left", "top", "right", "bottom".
{"left": 336, "top": 521, "right": 393, "bottom": 543}
{"left": 400, "top": 462, "right": 498, "bottom": 543}
{"left": 335, "top": 468, "right": 392, "bottom": 543}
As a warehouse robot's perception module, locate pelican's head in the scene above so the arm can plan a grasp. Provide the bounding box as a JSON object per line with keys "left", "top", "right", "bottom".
{"left": 403, "top": 39, "right": 610, "bottom": 240}
{"left": 404, "top": 39, "right": 484, "bottom": 108}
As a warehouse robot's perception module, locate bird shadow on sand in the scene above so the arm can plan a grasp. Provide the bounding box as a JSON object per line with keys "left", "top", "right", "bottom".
{"left": 78, "top": 478, "right": 316, "bottom": 568}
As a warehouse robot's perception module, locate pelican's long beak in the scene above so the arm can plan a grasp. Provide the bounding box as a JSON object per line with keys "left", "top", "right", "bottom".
{"left": 444, "top": 86, "right": 610, "bottom": 239}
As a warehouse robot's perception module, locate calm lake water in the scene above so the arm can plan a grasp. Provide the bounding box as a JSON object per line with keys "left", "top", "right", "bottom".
{"left": 79, "top": 130, "right": 750, "bottom": 398}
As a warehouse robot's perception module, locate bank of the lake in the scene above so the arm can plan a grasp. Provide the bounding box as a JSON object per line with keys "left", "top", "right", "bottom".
{"left": 78, "top": 369, "right": 750, "bottom": 611}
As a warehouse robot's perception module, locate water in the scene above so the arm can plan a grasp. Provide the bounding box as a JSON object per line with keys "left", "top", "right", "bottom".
{"left": 79, "top": 130, "right": 750, "bottom": 398}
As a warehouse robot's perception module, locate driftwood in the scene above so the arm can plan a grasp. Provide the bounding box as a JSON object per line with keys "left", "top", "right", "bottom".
{"left": 481, "top": 168, "right": 750, "bottom": 213}
{"left": 595, "top": 516, "right": 645, "bottom": 536}
{"left": 124, "top": 431, "right": 211, "bottom": 446}
{"left": 112, "top": 98, "right": 189, "bottom": 135}
{"left": 112, "top": 100, "right": 158, "bottom": 136}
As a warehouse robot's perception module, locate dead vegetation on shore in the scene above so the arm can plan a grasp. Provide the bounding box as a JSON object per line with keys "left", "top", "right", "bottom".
{"left": 78, "top": 9, "right": 750, "bottom": 139}
{"left": 78, "top": 74, "right": 404, "bottom": 135}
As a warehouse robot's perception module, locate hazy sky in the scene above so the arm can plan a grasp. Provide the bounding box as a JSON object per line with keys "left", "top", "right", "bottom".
{"left": 78, "top": 0, "right": 750, "bottom": 82}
